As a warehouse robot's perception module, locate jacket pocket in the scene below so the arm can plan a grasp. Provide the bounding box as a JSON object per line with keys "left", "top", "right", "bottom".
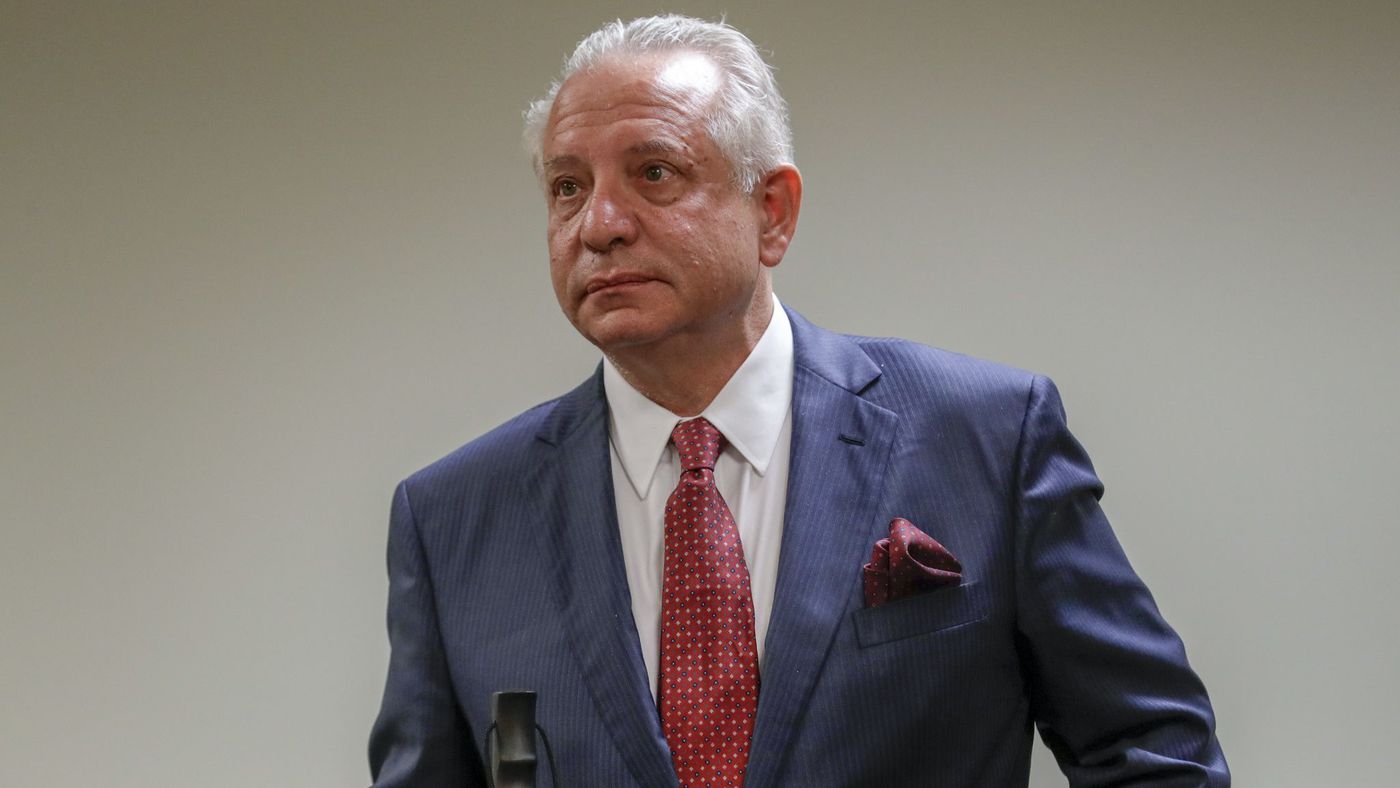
{"left": 853, "top": 581, "right": 991, "bottom": 648}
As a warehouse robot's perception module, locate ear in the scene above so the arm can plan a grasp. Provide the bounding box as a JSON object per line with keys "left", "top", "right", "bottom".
{"left": 755, "top": 165, "right": 802, "bottom": 268}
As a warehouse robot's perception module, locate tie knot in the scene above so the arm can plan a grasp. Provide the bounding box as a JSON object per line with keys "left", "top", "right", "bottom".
{"left": 670, "top": 417, "right": 725, "bottom": 471}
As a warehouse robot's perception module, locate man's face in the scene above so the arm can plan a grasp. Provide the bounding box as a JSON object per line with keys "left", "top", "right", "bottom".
{"left": 541, "top": 52, "right": 768, "bottom": 354}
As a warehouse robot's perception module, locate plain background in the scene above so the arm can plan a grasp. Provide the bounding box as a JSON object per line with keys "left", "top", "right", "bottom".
{"left": 3, "top": 1, "right": 1397, "bottom": 785}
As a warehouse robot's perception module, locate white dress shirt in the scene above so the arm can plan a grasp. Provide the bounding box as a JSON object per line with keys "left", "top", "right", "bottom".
{"left": 603, "top": 293, "right": 794, "bottom": 700}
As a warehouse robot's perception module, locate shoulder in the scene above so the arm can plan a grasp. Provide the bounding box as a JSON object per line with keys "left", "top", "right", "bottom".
{"left": 404, "top": 399, "right": 555, "bottom": 489}
{"left": 828, "top": 330, "right": 1072, "bottom": 501}
{"left": 786, "top": 307, "right": 1059, "bottom": 448}
{"left": 397, "top": 369, "right": 600, "bottom": 510}
{"left": 786, "top": 305, "right": 1044, "bottom": 412}
{"left": 834, "top": 327, "right": 1047, "bottom": 423}
{"left": 857, "top": 334, "right": 1035, "bottom": 394}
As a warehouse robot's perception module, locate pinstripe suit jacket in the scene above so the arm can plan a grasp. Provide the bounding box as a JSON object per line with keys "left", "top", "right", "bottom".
{"left": 369, "top": 307, "right": 1229, "bottom": 787}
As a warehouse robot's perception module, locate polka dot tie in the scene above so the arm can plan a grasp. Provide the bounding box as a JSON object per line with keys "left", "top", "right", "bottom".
{"left": 659, "top": 418, "right": 760, "bottom": 787}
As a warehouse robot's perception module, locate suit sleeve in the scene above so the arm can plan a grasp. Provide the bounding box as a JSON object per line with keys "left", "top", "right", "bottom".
{"left": 368, "top": 481, "right": 487, "bottom": 787}
{"left": 1013, "top": 376, "right": 1230, "bottom": 786}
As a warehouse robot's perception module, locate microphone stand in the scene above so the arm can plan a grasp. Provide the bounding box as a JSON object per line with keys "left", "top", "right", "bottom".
{"left": 486, "top": 690, "right": 559, "bottom": 788}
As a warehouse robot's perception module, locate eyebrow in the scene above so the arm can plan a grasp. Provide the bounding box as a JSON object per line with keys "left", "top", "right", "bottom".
{"left": 541, "top": 154, "right": 584, "bottom": 174}
{"left": 541, "top": 140, "right": 688, "bottom": 174}
{"left": 626, "top": 139, "right": 686, "bottom": 158}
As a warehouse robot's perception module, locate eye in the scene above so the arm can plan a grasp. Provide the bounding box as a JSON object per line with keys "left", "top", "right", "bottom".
{"left": 643, "top": 165, "right": 667, "bottom": 182}
{"left": 554, "top": 179, "right": 581, "bottom": 198}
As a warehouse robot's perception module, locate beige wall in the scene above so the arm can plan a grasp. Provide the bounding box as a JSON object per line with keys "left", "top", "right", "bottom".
{"left": 3, "top": 1, "right": 1397, "bottom": 785}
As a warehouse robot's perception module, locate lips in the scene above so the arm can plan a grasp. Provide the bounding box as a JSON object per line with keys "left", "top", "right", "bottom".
{"left": 584, "top": 273, "right": 656, "bottom": 295}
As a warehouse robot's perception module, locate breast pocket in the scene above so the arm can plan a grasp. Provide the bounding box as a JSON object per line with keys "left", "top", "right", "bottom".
{"left": 852, "top": 581, "right": 992, "bottom": 648}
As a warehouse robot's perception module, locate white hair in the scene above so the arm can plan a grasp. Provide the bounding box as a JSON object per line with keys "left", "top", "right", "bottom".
{"left": 523, "top": 15, "right": 794, "bottom": 193}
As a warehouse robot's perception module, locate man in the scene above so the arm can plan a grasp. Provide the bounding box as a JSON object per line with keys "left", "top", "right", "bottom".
{"left": 369, "top": 15, "right": 1228, "bottom": 787}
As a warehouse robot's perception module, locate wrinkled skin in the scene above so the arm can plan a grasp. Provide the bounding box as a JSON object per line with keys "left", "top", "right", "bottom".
{"left": 540, "top": 50, "right": 800, "bottom": 413}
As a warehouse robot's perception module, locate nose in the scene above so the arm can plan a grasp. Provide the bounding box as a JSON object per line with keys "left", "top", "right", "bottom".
{"left": 579, "top": 180, "right": 638, "bottom": 253}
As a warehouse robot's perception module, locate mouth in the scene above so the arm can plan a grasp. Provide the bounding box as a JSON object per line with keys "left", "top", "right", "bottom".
{"left": 584, "top": 273, "right": 657, "bottom": 295}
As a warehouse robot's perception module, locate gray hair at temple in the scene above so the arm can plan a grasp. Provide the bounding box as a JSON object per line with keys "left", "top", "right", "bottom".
{"left": 523, "top": 15, "right": 794, "bottom": 194}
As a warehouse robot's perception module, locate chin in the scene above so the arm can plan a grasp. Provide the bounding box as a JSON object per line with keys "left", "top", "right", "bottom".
{"left": 579, "top": 311, "right": 675, "bottom": 352}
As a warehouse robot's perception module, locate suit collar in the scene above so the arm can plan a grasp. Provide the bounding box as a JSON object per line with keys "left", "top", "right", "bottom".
{"left": 534, "top": 305, "right": 883, "bottom": 445}
{"left": 534, "top": 368, "right": 605, "bottom": 447}
{"left": 785, "top": 304, "right": 883, "bottom": 395}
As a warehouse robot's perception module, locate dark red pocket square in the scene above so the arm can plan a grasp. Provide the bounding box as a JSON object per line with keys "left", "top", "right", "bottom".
{"left": 862, "top": 517, "right": 963, "bottom": 608}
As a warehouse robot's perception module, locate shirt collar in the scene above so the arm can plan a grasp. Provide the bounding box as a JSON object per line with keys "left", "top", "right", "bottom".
{"left": 603, "top": 293, "right": 795, "bottom": 499}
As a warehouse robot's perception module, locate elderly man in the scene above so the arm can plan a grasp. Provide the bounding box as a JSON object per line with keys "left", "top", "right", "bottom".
{"left": 369, "top": 15, "right": 1228, "bottom": 788}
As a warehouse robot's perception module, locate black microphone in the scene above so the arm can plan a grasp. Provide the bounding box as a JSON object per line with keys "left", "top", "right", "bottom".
{"left": 487, "top": 690, "right": 559, "bottom": 788}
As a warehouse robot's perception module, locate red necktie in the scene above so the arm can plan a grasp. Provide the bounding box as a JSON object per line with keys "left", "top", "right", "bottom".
{"left": 659, "top": 418, "right": 760, "bottom": 787}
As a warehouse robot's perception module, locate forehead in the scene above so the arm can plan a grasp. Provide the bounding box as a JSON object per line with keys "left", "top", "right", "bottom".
{"left": 543, "top": 52, "right": 721, "bottom": 157}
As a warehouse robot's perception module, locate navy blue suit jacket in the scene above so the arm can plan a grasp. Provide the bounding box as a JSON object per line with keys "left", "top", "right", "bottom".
{"left": 369, "top": 307, "right": 1229, "bottom": 786}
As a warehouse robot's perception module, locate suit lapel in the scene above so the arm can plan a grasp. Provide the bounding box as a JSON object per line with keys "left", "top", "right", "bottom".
{"left": 532, "top": 371, "right": 678, "bottom": 788}
{"left": 744, "top": 310, "right": 899, "bottom": 788}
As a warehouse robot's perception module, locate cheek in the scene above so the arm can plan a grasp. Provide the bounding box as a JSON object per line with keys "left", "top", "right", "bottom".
{"left": 547, "top": 252, "right": 573, "bottom": 303}
{"left": 698, "top": 190, "right": 758, "bottom": 239}
{"left": 706, "top": 211, "right": 760, "bottom": 270}
{"left": 546, "top": 228, "right": 575, "bottom": 303}
{"left": 546, "top": 215, "right": 574, "bottom": 263}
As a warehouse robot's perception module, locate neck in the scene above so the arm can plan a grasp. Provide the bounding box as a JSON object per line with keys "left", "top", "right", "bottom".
{"left": 605, "top": 289, "right": 774, "bottom": 417}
